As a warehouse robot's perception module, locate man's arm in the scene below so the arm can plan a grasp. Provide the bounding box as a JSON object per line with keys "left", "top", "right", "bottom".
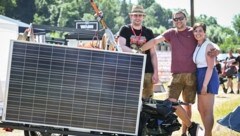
{"left": 150, "top": 46, "right": 159, "bottom": 84}
{"left": 140, "top": 35, "right": 166, "bottom": 51}
{"left": 118, "top": 36, "right": 133, "bottom": 53}
{"left": 207, "top": 43, "right": 220, "bottom": 57}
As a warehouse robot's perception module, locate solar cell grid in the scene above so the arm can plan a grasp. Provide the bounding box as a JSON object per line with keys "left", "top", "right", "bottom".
{"left": 3, "top": 41, "right": 146, "bottom": 135}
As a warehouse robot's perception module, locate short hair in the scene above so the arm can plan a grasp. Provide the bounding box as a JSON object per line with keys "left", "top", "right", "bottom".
{"left": 173, "top": 10, "right": 187, "bottom": 18}
{"left": 193, "top": 22, "right": 206, "bottom": 33}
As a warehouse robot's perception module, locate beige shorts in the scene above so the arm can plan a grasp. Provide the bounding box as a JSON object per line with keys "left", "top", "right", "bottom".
{"left": 168, "top": 73, "right": 197, "bottom": 104}
{"left": 142, "top": 73, "right": 154, "bottom": 99}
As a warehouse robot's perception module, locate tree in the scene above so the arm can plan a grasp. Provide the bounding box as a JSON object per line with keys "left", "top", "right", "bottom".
{"left": 8, "top": 0, "right": 36, "bottom": 23}
{"left": 113, "top": 16, "right": 125, "bottom": 33}
{"left": 119, "top": 0, "right": 130, "bottom": 24}
{"left": 149, "top": 26, "right": 166, "bottom": 35}
{"left": 219, "top": 35, "right": 240, "bottom": 53}
{"left": 196, "top": 14, "right": 218, "bottom": 26}
{"left": 34, "top": 0, "right": 58, "bottom": 25}
{"left": 57, "top": 0, "right": 84, "bottom": 27}
{"left": 0, "top": 0, "right": 16, "bottom": 15}
{"left": 144, "top": 3, "right": 172, "bottom": 29}
{"left": 215, "top": 26, "right": 240, "bottom": 53}
{"left": 233, "top": 14, "right": 240, "bottom": 35}
{"left": 34, "top": 0, "right": 86, "bottom": 27}
{"left": 1, "top": 0, "right": 35, "bottom": 24}
{"left": 207, "top": 25, "right": 225, "bottom": 44}
{"left": 138, "top": 0, "right": 155, "bottom": 8}
{"left": 91, "top": 0, "right": 120, "bottom": 33}
{"left": 82, "top": 13, "right": 95, "bottom": 21}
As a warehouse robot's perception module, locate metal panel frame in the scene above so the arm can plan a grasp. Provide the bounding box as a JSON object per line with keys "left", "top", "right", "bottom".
{"left": 2, "top": 40, "right": 146, "bottom": 135}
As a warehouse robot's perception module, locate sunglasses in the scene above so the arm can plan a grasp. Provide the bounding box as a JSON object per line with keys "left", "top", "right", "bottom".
{"left": 173, "top": 17, "right": 185, "bottom": 22}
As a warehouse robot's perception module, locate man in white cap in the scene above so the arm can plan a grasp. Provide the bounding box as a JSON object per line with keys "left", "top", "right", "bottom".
{"left": 118, "top": 5, "right": 159, "bottom": 100}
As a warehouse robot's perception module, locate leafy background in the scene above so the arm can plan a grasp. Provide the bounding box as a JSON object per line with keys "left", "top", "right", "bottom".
{"left": 1, "top": 0, "right": 240, "bottom": 52}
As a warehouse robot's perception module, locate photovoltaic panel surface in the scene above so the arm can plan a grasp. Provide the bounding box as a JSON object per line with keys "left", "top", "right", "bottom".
{"left": 3, "top": 41, "right": 146, "bottom": 135}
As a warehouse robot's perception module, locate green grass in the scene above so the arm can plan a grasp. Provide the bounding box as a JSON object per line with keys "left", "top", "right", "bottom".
{"left": 153, "top": 85, "right": 240, "bottom": 135}
{"left": 187, "top": 94, "right": 240, "bottom": 136}
{"left": 215, "top": 95, "right": 240, "bottom": 119}
{"left": 212, "top": 95, "right": 240, "bottom": 136}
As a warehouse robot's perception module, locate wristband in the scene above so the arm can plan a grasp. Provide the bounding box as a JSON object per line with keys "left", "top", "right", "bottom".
{"left": 132, "top": 49, "right": 138, "bottom": 53}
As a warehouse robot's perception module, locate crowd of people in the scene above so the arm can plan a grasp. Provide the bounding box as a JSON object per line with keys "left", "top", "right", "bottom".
{"left": 117, "top": 5, "right": 221, "bottom": 136}
{"left": 216, "top": 49, "right": 240, "bottom": 94}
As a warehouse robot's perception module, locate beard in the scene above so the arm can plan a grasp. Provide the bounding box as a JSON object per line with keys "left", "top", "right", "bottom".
{"left": 175, "top": 23, "right": 186, "bottom": 30}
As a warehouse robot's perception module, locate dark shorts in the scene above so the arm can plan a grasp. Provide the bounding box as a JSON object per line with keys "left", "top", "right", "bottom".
{"left": 219, "top": 76, "right": 227, "bottom": 84}
{"left": 168, "top": 73, "right": 197, "bottom": 104}
{"left": 196, "top": 67, "right": 219, "bottom": 94}
{"left": 227, "top": 75, "right": 234, "bottom": 79}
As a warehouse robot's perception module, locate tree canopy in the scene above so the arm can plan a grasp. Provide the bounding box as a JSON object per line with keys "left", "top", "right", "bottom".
{"left": 1, "top": 0, "right": 240, "bottom": 52}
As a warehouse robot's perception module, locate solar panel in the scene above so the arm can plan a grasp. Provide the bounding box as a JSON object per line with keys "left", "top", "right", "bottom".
{"left": 2, "top": 40, "right": 146, "bottom": 135}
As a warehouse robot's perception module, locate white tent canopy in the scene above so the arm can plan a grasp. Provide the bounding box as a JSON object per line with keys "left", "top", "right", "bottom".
{"left": 0, "top": 15, "right": 29, "bottom": 31}
{"left": 0, "top": 16, "right": 20, "bottom": 102}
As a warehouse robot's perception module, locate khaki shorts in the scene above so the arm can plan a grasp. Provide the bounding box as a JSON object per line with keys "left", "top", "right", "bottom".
{"left": 142, "top": 73, "right": 154, "bottom": 99}
{"left": 168, "top": 73, "right": 196, "bottom": 104}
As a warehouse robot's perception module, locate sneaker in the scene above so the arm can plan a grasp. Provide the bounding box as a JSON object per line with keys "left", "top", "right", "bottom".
{"left": 181, "top": 133, "right": 187, "bottom": 136}
{"left": 188, "top": 122, "right": 202, "bottom": 136}
{"left": 237, "top": 90, "right": 240, "bottom": 94}
{"left": 229, "top": 90, "right": 234, "bottom": 94}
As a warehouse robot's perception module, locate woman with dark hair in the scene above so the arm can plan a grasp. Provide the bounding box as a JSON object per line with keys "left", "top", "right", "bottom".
{"left": 192, "top": 22, "right": 220, "bottom": 136}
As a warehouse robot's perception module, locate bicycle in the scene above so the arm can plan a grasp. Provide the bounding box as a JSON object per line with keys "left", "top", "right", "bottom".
{"left": 138, "top": 98, "right": 191, "bottom": 136}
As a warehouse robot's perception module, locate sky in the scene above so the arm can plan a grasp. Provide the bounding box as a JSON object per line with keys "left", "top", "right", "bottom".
{"left": 132, "top": 0, "right": 240, "bottom": 27}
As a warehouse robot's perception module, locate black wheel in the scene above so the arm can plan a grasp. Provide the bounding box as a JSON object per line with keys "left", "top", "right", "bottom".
{"left": 24, "top": 130, "right": 68, "bottom": 136}
{"left": 24, "top": 130, "right": 30, "bottom": 136}
{"left": 24, "top": 130, "right": 42, "bottom": 136}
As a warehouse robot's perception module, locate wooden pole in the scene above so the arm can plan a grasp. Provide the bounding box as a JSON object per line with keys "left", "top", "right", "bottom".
{"left": 190, "top": 0, "right": 194, "bottom": 26}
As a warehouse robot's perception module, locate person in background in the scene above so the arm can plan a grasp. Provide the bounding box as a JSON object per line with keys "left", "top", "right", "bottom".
{"left": 235, "top": 48, "right": 240, "bottom": 94}
{"left": 192, "top": 22, "right": 219, "bottom": 136}
{"left": 118, "top": 5, "right": 159, "bottom": 99}
{"left": 17, "top": 28, "right": 35, "bottom": 41}
{"left": 215, "top": 58, "right": 227, "bottom": 93}
{"left": 224, "top": 49, "right": 236, "bottom": 94}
